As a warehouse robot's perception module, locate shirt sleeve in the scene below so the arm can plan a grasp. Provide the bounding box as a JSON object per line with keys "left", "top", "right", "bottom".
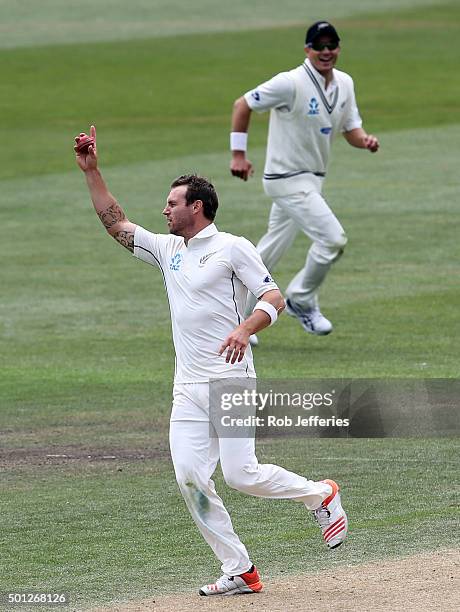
{"left": 133, "top": 225, "right": 169, "bottom": 269}
{"left": 244, "top": 72, "right": 296, "bottom": 113}
{"left": 341, "top": 78, "right": 363, "bottom": 133}
{"left": 230, "top": 237, "right": 279, "bottom": 298}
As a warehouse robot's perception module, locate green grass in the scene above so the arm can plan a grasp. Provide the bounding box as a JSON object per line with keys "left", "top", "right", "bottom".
{"left": 0, "top": 0, "right": 441, "bottom": 49}
{"left": 1, "top": 0, "right": 460, "bottom": 609}
{"left": 1, "top": 2, "right": 459, "bottom": 180}
{"left": 1, "top": 439, "right": 458, "bottom": 610}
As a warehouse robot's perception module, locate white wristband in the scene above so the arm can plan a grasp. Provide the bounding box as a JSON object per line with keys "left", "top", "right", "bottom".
{"left": 253, "top": 301, "right": 278, "bottom": 326}
{"left": 230, "top": 132, "right": 248, "bottom": 152}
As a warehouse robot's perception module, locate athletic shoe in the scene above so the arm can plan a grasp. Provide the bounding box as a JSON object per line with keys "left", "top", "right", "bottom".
{"left": 313, "top": 479, "right": 348, "bottom": 549}
{"left": 285, "top": 298, "right": 333, "bottom": 335}
{"left": 249, "top": 334, "right": 259, "bottom": 347}
{"left": 199, "top": 565, "right": 263, "bottom": 596}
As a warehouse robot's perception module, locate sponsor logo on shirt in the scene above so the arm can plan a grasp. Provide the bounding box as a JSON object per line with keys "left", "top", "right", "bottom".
{"left": 320, "top": 127, "right": 332, "bottom": 135}
{"left": 251, "top": 90, "right": 261, "bottom": 102}
{"left": 264, "top": 275, "right": 273, "bottom": 283}
{"left": 170, "top": 253, "right": 183, "bottom": 271}
{"left": 199, "top": 251, "right": 217, "bottom": 267}
{"left": 308, "top": 97, "right": 320, "bottom": 116}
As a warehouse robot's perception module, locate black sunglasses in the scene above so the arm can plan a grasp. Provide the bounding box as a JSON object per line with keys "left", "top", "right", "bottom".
{"left": 309, "top": 40, "right": 339, "bottom": 51}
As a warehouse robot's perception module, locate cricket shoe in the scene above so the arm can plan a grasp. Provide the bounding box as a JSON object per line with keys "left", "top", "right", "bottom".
{"left": 313, "top": 479, "right": 348, "bottom": 549}
{"left": 249, "top": 334, "right": 259, "bottom": 347}
{"left": 199, "top": 565, "right": 263, "bottom": 596}
{"left": 285, "top": 298, "right": 333, "bottom": 335}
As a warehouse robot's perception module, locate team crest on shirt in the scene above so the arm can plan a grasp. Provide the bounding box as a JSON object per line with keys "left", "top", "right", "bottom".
{"left": 308, "top": 97, "right": 320, "bottom": 115}
{"left": 170, "top": 253, "right": 183, "bottom": 271}
{"left": 199, "top": 251, "right": 217, "bottom": 267}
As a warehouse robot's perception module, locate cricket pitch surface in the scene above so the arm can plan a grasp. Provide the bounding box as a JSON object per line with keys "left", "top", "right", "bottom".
{"left": 93, "top": 548, "right": 459, "bottom": 611}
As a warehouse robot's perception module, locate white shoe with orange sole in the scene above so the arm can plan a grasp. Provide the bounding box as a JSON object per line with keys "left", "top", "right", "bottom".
{"left": 199, "top": 565, "right": 263, "bottom": 596}
{"left": 313, "top": 479, "right": 348, "bottom": 549}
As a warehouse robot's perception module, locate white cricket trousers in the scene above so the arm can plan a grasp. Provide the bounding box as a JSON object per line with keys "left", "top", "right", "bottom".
{"left": 169, "top": 382, "right": 332, "bottom": 576}
{"left": 246, "top": 179, "right": 347, "bottom": 316}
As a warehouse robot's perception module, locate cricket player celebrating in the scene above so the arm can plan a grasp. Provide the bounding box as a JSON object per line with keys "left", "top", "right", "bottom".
{"left": 75, "top": 126, "right": 348, "bottom": 596}
{"left": 230, "top": 21, "right": 379, "bottom": 344}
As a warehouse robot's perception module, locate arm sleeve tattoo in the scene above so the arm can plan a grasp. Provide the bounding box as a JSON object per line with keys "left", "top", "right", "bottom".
{"left": 113, "top": 230, "right": 134, "bottom": 252}
{"left": 98, "top": 203, "right": 126, "bottom": 229}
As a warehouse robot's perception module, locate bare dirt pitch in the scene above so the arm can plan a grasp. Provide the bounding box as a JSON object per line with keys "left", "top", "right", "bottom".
{"left": 93, "top": 548, "right": 459, "bottom": 612}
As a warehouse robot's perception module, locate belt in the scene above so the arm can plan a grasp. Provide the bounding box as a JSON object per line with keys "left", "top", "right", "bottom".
{"left": 263, "top": 169, "right": 326, "bottom": 180}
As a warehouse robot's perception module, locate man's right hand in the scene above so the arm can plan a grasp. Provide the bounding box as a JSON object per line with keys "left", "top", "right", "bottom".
{"left": 230, "top": 152, "right": 254, "bottom": 182}
{"left": 74, "top": 125, "right": 98, "bottom": 172}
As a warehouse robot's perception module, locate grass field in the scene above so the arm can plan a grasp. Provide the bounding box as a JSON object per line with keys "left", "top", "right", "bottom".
{"left": 1, "top": 0, "right": 459, "bottom": 610}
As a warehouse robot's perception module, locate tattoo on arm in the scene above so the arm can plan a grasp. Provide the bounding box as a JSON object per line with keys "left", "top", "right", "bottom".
{"left": 113, "top": 230, "right": 134, "bottom": 252}
{"left": 98, "top": 203, "right": 126, "bottom": 229}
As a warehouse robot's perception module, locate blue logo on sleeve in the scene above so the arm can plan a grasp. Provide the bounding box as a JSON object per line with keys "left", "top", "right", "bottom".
{"left": 170, "top": 253, "right": 183, "bottom": 271}
{"left": 308, "top": 97, "right": 320, "bottom": 115}
{"left": 264, "top": 275, "right": 273, "bottom": 283}
{"left": 251, "top": 90, "right": 261, "bottom": 102}
{"left": 320, "top": 127, "right": 332, "bottom": 134}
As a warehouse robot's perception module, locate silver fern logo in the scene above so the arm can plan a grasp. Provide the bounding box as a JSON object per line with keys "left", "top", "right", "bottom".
{"left": 199, "top": 251, "right": 217, "bottom": 267}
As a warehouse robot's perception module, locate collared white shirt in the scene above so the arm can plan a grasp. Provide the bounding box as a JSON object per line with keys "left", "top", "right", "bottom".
{"left": 133, "top": 223, "right": 278, "bottom": 383}
{"left": 244, "top": 58, "right": 362, "bottom": 195}
{"left": 244, "top": 58, "right": 361, "bottom": 131}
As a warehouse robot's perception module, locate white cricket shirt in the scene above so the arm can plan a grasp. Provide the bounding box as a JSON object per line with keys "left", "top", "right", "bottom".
{"left": 133, "top": 223, "right": 278, "bottom": 383}
{"left": 245, "top": 58, "right": 362, "bottom": 196}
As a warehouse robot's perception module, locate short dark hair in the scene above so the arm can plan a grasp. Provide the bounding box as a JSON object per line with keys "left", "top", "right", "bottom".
{"left": 170, "top": 174, "right": 219, "bottom": 221}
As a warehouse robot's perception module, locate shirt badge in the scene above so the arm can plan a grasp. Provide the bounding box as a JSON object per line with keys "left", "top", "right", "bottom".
{"left": 308, "top": 97, "right": 320, "bottom": 116}
{"left": 199, "top": 251, "right": 217, "bottom": 267}
{"left": 170, "top": 253, "right": 183, "bottom": 271}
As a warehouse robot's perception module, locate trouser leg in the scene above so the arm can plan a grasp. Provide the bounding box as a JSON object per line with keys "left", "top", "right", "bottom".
{"left": 286, "top": 255, "right": 331, "bottom": 309}
{"left": 273, "top": 191, "right": 347, "bottom": 310}
{"left": 219, "top": 435, "right": 331, "bottom": 510}
{"left": 244, "top": 202, "right": 299, "bottom": 318}
{"left": 169, "top": 385, "right": 252, "bottom": 576}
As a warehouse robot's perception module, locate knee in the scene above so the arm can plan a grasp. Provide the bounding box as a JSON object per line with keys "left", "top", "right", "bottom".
{"left": 327, "top": 229, "right": 348, "bottom": 253}
{"left": 174, "top": 463, "right": 202, "bottom": 491}
{"left": 175, "top": 472, "right": 212, "bottom": 518}
{"left": 223, "top": 471, "right": 241, "bottom": 491}
{"left": 313, "top": 232, "right": 347, "bottom": 264}
{"left": 328, "top": 235, "right": 347, "bottom": 263}
{"left": 222, "top": 464, "right": 255, "bottom": 493}
{"left": 175, "top": 471, "right": 191, "bottom": 491}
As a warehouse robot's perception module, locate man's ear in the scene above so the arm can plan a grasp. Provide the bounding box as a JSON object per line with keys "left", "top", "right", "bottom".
{"left": 193, "top": 199, "right": 204, "bottom": 214}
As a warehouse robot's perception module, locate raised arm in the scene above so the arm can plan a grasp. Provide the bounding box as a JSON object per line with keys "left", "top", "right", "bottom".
{"left": 230, "top": 96, "right": 254, "bottom": 181}
{"left": 74, "top": 125, "right": 137, "bottom": 252}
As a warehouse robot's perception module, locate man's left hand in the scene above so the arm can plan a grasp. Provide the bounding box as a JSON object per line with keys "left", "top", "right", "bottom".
{"left": 364, "top": 134, "right": 379, "bottom": 153}
{"left": 219, "top": 326, "right": 250, "bottom": 364}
